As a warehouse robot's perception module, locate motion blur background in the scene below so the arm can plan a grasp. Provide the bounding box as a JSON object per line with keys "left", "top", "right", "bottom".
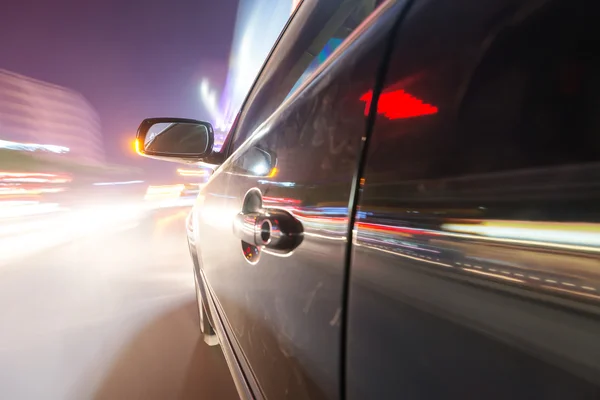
{"left": 0, "top": 0, "right": 299, "bottom": 398}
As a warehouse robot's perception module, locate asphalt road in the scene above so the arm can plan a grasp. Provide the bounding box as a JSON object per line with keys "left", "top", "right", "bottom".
{"left": 0, "top": 207, "right": 238, "bottom": 400}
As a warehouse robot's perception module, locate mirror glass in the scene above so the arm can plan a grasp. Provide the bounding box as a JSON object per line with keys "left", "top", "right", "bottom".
{"left": 144, "top": 122, "right": 210, "bottom": 156}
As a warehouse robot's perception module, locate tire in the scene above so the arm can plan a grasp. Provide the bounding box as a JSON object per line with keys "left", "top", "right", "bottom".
{"left": 193, "top": 265, "right": 219, "bottom": 346}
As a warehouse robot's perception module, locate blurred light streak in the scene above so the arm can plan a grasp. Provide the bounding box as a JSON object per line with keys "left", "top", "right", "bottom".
{"left": 357, "top": 222, "right": 442, "bottom": 238}
{"left": 303, "top": 232, "right": 347, "bottom": 241}
{"left": 0, "top": 204, "right": 144, "bottom": 266}
{"left": 0, "top": 187, "right": 65, "bottom": 195}
{"left": 92, "top": 180, "right": 144, "bottom": 186}
{"left": 440, "top": 229, "right": 600, "bottom": 254}
{"left": 0, "top": 172, "right": 71, "bottom": 183}
{"left": 0, "top": 172, "right": 57, "bottom": 177}
{"left": 263, "top": 196, "right": 302, "bottom": 205}
{"left": 1, "top": 177, "right": 69, "bottom": 183}
{"left": 257, "top": 180, "right": 295, "bottom": 187}
{"left": 443, "top": 221, "right": 600, "bottom": 248}
{"left": 542, "top": 285, "right": 600, "bottom": 301}
{"left": 291, "top": 207, "right": 346, "bottom": 216}
{"left": 177, "top": 168, "right": 210, "bottom": 177}
{"left": 199, "top": 79, "right": 226, "bottom": 129}
{"left": 359, "top": 234, "right": 440, "bottom": 253}
{"left": 143, "top": 184, "right": 199, "bottom": 208}
{"left": 0, "top": 139, "right": 69, "bottom": 153}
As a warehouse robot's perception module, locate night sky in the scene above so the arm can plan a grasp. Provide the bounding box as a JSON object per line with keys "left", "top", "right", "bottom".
{"left": 0, "top": 0, "right": 238, "bottom": 176}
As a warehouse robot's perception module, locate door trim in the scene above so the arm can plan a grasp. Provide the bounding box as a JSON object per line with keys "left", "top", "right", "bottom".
{"left": 198, "top": 268, "right": 265, "bottom": 400}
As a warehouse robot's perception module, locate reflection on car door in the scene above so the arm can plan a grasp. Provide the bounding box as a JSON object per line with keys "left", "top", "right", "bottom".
{"left": 194, "top": 3, "right": 403, "bottom": 399}
{"left": 348, "top": 0, "right": 600, "bottom": 398}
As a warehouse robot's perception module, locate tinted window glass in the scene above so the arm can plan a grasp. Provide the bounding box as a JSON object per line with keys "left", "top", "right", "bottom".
{"left": 456, "top": 1, "right": 600, "bottom": 175}
{"left": 365, "top": 0, "right": 600, "bottom": 182}
{"left": 286, "top": 0, "right": 386, "bottom": 98}
{"left": 228, "top": 0, "right": 384, "bottom": 152}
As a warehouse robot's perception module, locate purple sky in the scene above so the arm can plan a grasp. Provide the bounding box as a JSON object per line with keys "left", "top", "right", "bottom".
{"left": 0, "top": 0, "right": 238, "bottom": 176}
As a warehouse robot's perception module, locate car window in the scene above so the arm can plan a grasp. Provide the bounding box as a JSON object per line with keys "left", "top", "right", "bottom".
{"left": 285, "top": 0, "right": 386, "bottom": 99}
{"left": 364, "top": 0, "right": 600, "bottom": 183}
{"left": 455, "top": 1, "right": 600, "bottom": 175}
{"left": 285, "top": 37, "right": 344, "bottom": 100}
{"left": 226, "top": 0, "right": 385, "bottom": 153}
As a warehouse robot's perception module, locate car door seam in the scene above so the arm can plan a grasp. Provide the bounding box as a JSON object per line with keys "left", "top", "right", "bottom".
{"left": 338, "top": 0, "right": 418, "bottom": 398}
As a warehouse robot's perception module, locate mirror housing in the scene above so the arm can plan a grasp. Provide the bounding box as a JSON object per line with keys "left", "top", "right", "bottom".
{"left": 135, "top": 117, "right": 224, "bottom": 165}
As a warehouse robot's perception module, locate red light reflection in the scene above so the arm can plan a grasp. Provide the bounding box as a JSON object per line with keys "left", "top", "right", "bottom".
{"left": 360, "top": 89, "right": 438, "bottom": 120}
{"left": 263, "top": 196, "right": 302, "bottom": 205}
{"left": 357, "top": 222, "right": 441, "bottom": 237}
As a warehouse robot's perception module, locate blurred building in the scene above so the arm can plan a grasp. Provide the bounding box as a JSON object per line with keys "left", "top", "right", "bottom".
{"left": 0, "top": 69, "right": 105, "bottom": 165}
{"left": 200, "top": 0, "right": 293, "bottom": 136}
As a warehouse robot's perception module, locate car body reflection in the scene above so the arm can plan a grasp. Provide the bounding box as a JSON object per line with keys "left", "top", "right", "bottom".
{"left": 356, "top": 218, "right": 600, "bottom": 303}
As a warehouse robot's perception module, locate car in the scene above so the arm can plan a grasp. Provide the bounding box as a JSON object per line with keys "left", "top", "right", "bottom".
{"left": 135, "top": 0, "right": 600, "bottom": 398}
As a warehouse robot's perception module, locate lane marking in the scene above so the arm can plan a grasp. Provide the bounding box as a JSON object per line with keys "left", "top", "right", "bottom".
{"left": 462, "top": 267, "right": 525, "bottom": 283}
{"left": 542, "top": 285, "right": 600, "bottom": 301}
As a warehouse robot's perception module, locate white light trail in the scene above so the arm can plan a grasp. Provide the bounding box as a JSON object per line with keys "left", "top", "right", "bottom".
{"left": 92, "top": 180, "right": 144, "bottom": 186}
{"left": 198, "top": 0, "right": 293, "bottom": 133}
{"left": 0, "top": 139, "right": 69, "bottom": 154}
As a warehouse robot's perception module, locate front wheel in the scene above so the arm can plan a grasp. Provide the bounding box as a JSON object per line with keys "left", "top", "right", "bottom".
{"left": 194, "top": 272, "right": 219, "bottom": 346}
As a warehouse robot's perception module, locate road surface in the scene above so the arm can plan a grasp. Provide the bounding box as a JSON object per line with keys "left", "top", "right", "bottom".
{"left": 0, "top": 206, "right": 238, "bottom": 399}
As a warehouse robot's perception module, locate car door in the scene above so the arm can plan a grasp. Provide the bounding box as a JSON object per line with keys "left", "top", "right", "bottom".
{"left": 347, "top": 0, "right": 600, "bottom": 398}
{"left": 194, "top": 1, "right": 407, "bottom": 399}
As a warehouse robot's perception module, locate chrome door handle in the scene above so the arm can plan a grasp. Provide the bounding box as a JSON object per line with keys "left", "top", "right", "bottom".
{"left": 233, "top": 189, "right": 303, "bottom": 254}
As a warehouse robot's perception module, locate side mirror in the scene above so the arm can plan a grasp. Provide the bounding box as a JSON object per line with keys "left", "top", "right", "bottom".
{"left": 135, "top": 117, "right": 223, "bottom": 165}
